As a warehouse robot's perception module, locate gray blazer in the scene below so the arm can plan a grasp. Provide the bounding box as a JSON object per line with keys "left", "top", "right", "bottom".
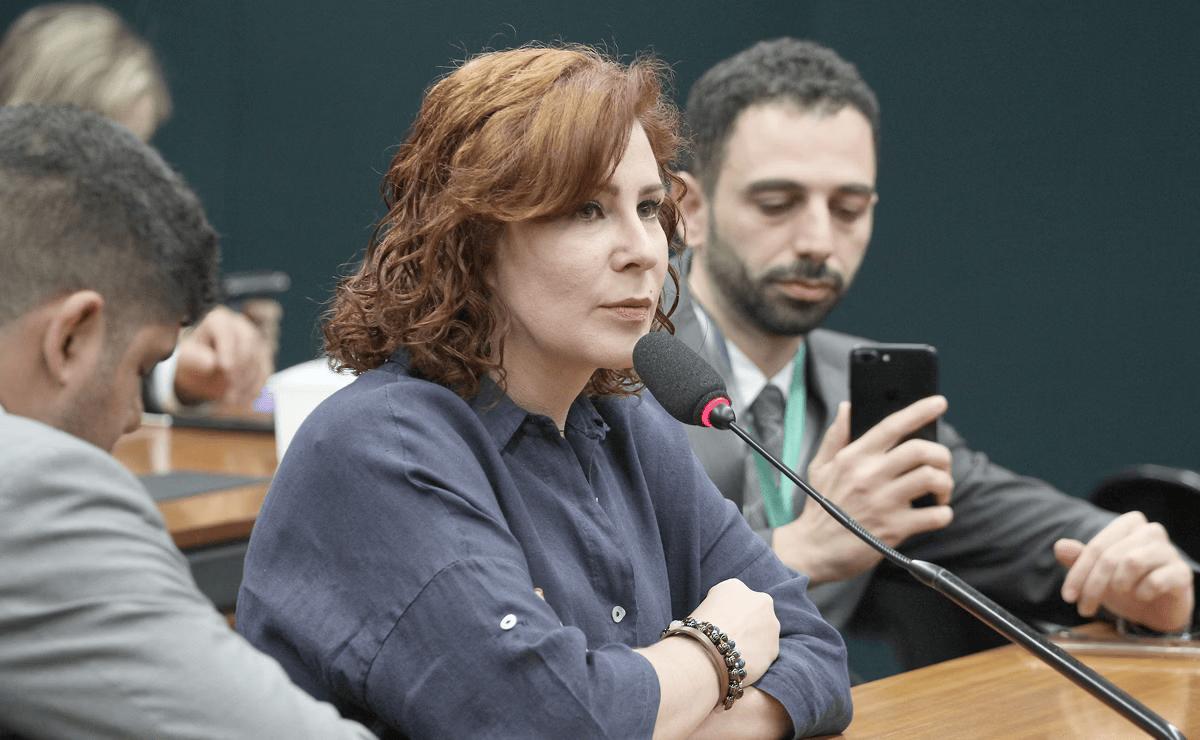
{"left": 672, "top": 285, "right": 1117, "bottom": 632}
{"left": 0, "top": 412, "right": 374, "bottom": 739}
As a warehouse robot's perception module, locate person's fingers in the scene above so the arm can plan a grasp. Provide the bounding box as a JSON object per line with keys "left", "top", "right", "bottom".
{"left": 809, "top": 401, "right": 850, "bottom": 470}
{"left": 892, "top": 504, "right": 954, "bottom": 541}
{"left": 1109, "top": 538, "right": 1170, "bottom": 596}
{"left": 201, "top": 313, "right": 238, "bottom": 376}
{"left": 878, "top": 463, "right": 954, "bottom": 507}
{"left": 226, "top": 320, "right": 262, "bottom": 402}
{"left": 174, "top": 334, "right": 226, "bottom": 403}
{"left": 877, "top": 439, "right": 952, "bottom": 480}
{"left": 195, "top": 308, "right": 274, "bottom": 405}
{"left": 1133, "top": 558, "right": 1193, "bottom": 603}
{"left": 854, "top": 395, "right": 946, "bottom": 454}
{"left": 246, "top": 349, "right": 272, "bottom": 403}
{"left": 1060, "top": 511, "right": 1146, "bottom": 603}
{"left": 1053, "top": 538, "right": 1085, "bottom": 569}
{"left": 179, "top": 334, "right": 218, "bottom": 375}
{"left": 1075, "top": 534, "right": 1142, "bottom": 618}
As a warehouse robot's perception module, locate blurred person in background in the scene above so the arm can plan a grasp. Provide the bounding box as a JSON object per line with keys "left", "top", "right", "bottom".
{"left": 0, "top": 2, "right": 274, "bottom": 413}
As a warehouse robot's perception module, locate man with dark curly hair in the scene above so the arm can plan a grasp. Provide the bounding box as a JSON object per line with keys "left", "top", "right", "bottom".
{"left": 674, "top": 38, "right": 1195, "bottom": 675}
{"left": 0, "top": 104, "right": 372, "bottom": 738}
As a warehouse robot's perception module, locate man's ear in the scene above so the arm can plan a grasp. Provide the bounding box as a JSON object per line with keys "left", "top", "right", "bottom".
{"left": 41, "top": 290, "right": 107, "bottom": 386}
{"left": 676, "top": 170, "right": 710, "bottom": 251}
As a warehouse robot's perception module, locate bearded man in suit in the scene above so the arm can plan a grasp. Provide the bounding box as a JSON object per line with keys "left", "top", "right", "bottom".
{"left": 672, "top": 38, "right": 1194, "bottom": 673}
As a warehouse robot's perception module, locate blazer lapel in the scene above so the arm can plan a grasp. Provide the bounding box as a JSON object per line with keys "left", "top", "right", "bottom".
{"left": 672, "top": 278, "right": 749, "bottom": 512}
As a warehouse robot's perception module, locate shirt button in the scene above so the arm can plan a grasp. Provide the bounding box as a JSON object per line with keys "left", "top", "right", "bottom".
{"left": 500, "top": 614, "right": 517, "bottom": 630}
{"left": 611, "top": 605, "right": 626, "bottom": 623}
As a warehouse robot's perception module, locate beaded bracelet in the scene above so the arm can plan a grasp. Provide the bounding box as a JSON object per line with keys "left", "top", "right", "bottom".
{"left": 661, "top": 617, "right": 746, "bottom": 710}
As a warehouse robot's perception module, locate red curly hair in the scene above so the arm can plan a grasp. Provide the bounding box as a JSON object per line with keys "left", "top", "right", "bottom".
{"left": 324, "top": 44, "right": 683, "bottom": 398}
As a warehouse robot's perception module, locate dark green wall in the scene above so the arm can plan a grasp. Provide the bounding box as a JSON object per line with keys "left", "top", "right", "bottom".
{"left": 5, "top": 1, "right": 1197, "bottom": 497}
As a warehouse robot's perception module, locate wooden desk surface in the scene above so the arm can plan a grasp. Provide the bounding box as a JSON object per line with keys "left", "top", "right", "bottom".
{"left": 839, "top": 638, "right": 1200, "bottom": 737}
{"left": 113, "top": 425, "right": 276, "bottom": 549}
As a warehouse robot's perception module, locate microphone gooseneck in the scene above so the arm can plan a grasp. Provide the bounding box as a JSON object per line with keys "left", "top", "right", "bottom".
{"left": 633, "top": 332, "right": 1185, "bottom": 740}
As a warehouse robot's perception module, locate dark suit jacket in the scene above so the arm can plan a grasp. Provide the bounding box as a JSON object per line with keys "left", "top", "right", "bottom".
{"left": 672, "top": 282, "right": 1117, "bottom": 667}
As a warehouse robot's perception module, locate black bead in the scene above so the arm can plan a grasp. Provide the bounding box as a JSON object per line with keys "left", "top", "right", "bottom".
{"left": 726, "top": 639, "right": 736, "bottom": 650}
{"left": 735, "top": 658, "right": 745, "bottom": 669}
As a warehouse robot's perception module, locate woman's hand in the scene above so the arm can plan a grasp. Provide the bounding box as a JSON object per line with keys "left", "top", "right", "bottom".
{"left": 638, "top": 579, "right": 782, "bottom": 739}
{"left": 689, "top": 578, "right": 780, "bottom": 686}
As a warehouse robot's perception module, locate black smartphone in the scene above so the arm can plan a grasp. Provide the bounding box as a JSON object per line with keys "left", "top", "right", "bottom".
{"left": 849, "top": 343, "right": 939, "bottom": 507}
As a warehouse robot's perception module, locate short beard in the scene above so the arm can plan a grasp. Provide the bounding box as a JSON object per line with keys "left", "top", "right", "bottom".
{"left": 700, "top": 221, "right": 846, "bottom": 337}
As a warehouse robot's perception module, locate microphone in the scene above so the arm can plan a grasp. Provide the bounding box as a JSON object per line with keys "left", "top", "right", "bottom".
{"left": 633, "top": 332, "right": 1185, "bottom": 740}
{"left": 632, "top": 332, "right": 736, "bottom": 429}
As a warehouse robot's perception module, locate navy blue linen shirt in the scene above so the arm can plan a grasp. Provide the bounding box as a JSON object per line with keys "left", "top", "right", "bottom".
{"left": 238, "top": 353, "right": 851, "bottom": 738}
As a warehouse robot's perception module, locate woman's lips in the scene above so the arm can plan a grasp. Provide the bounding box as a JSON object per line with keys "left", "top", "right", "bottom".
{"left": 600, "top": 299, "right": 653, "bottom": 322}
{"left": 604, "top": 306, "right": 651, "bottom": 321}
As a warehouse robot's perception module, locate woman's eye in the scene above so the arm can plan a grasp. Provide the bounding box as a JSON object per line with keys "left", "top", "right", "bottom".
{"left": 577, "top": 201, "right": 603, "bottom": 221}
{"left": 637, "top": 198, "right": 664, "bottom": 220}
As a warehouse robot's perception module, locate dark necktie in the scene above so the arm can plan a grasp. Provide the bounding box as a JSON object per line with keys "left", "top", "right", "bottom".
{"left": 749, "top": 384, "right": 786, "bottom": 483}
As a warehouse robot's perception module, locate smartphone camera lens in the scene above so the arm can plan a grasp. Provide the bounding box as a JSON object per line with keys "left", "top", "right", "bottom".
{"left": 859, "top": 350, "right": 879, "bottom": 363}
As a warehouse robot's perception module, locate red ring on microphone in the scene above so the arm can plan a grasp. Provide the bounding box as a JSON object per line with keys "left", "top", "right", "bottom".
{"left": 700, "top": 397, "right": 732, "bottom": 428}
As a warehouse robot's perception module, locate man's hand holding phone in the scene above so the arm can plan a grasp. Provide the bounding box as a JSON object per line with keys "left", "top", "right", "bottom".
{"left": 771, "top": 396, "right": 955, "bottom": 584}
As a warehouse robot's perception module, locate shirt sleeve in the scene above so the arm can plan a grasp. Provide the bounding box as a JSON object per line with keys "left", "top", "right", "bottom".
{"left": 642, "top": 398, "right": 853, "bottom": 738}
{"left": 699, "top": 466, "right": 854, "bottom": 736}
{"left": 0, "top": 433, "right": 373, "bottom": 740}
{"left": 144, "top": 350, "right": 182, "bottom": 414}
{"left": 238, "top": 383, "right": 661, "bottom": 738}
{"left": 900, "top": 419, "right": 1117, "bottom": 622}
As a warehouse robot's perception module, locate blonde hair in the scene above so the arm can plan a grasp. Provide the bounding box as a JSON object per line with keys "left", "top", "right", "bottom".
{"left": 0, "top": 4, "right": 171, "bottom": 134}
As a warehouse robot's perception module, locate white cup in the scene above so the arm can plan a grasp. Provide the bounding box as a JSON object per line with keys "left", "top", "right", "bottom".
{"left": 268, "top": 359, "right": 355, "bottom": 462}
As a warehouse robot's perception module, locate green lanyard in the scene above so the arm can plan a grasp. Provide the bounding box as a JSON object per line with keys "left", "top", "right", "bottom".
{"left": 752, "top": 344, "right": 807, "bottom": 528}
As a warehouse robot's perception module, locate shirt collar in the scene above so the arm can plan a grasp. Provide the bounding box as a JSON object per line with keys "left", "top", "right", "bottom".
{"left": 386, "top": 347, "right": 610, "bottom": 449}
{"left": 726, "top": 338, "right": 798, "bottom": 406}
{"left": 471, "top": 378, "right": 609, "bottom": 449}
{"left": 690, "top": 300, "right": 803, "bottom": 407}
{"left": 469, "top": 377, "right": 530, "bottom": 449}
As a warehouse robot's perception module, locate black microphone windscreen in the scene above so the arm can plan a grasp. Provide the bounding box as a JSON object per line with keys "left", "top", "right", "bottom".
{"left": 633, "top": 332, "right": 731, "bottom": 427}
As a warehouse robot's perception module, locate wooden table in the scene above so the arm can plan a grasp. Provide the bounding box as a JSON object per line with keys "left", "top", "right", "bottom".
{"left": 113, "top": 424, "right": 276, "bottom": 549}
{"left": 837, "top": 635, "right": 1200, "bottom": 737}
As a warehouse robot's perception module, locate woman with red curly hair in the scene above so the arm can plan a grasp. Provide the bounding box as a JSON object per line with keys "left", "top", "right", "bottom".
{"left": 238, "top": 45, "right": 851, "bottom": 738}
